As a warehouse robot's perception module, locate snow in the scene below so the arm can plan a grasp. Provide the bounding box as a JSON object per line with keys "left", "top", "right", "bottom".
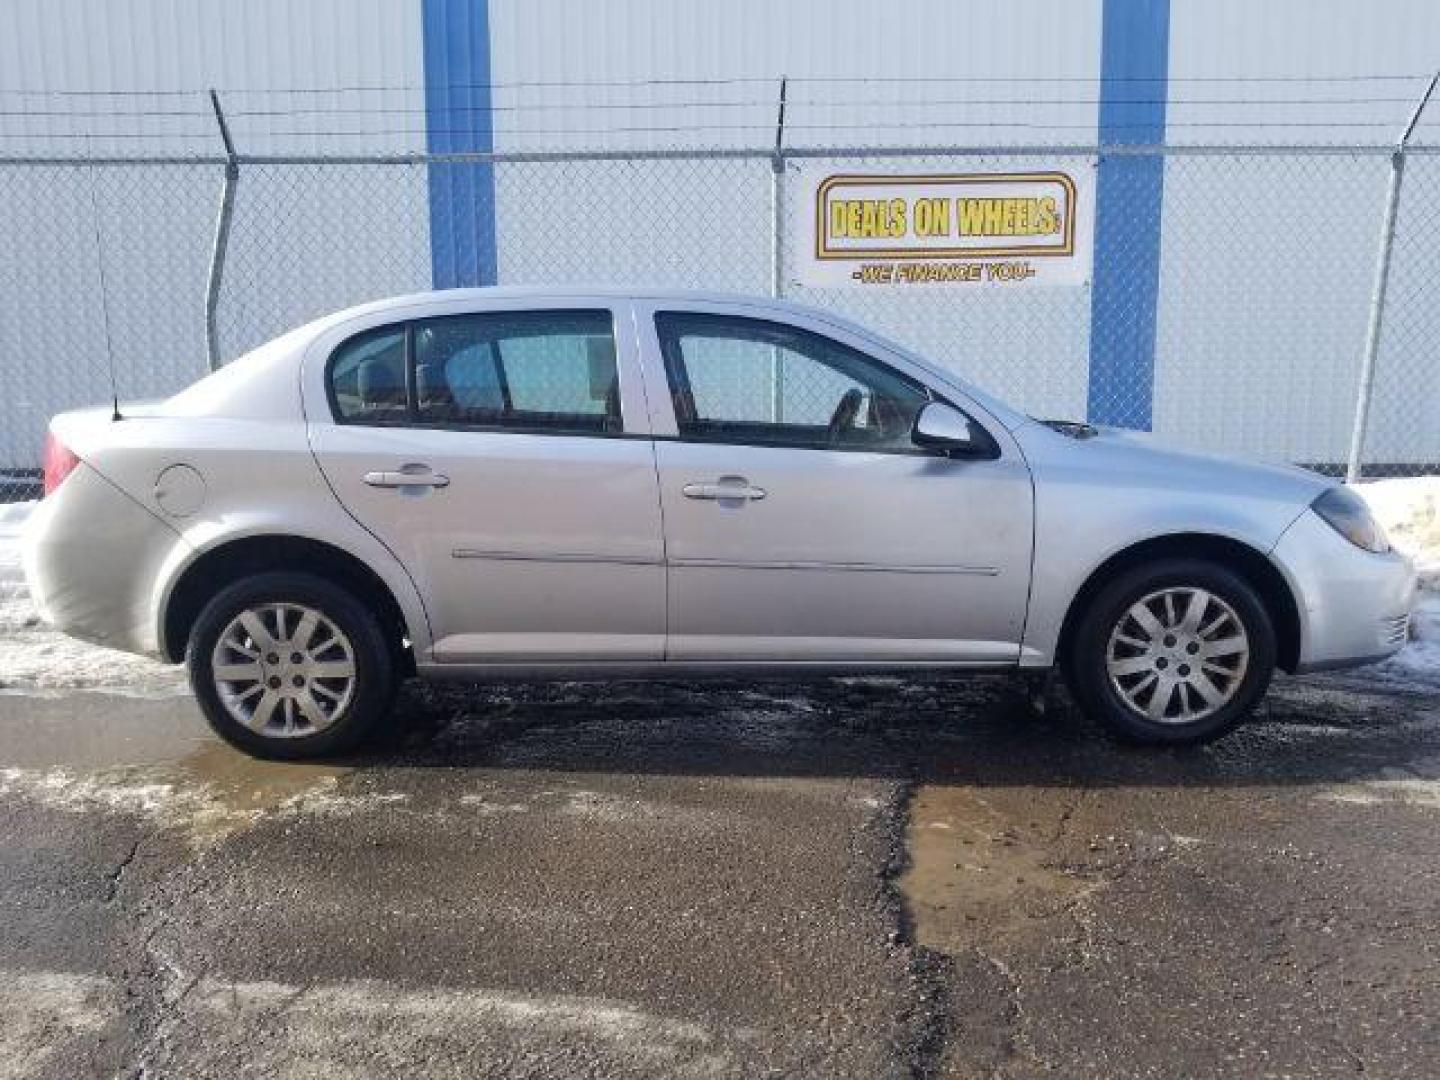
{"left": 1356, "top": 478, "right": 1440, "bottom": 579}
{"left": 0, "top": 476, "right": 1437, "bottom": 696}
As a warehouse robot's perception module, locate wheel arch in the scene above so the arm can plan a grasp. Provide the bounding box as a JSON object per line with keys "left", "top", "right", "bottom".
{"left": 160, "top": 534, "right": 415, "bottom": 671}
{"left": 1056, "top": 532, "right": 1302, "bottom": 675}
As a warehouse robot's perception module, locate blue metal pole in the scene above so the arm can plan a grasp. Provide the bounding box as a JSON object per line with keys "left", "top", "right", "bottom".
{"left": 422, "top": 0, "right": 497, "bottom": 288}
{"left": 1087, "top": 0, "right": 1170, "bottom": 429}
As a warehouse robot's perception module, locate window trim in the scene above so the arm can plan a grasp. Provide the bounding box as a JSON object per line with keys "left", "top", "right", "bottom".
{"left": 325, "top": 308, "right": 625, "bottom": 437}
{"left": 652, "top": 310, "right": 995, "bottom": 459}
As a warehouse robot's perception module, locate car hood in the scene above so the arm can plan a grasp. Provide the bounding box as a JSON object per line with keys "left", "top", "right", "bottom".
{"left": 1013, "top": 420, "right": 1332, "bottom": 506}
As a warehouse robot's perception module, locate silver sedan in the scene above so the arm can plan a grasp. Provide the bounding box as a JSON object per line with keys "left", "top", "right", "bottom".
{"left": 23, "top": 289, "right": 1416, "bottom": 758}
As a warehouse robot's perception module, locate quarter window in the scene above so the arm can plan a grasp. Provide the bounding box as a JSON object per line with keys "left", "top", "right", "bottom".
{"left": 330, "top": 328, "right": 408, "bottom": 424}
{"left": 655, "top": 312, "right": 930, "bottom": 451}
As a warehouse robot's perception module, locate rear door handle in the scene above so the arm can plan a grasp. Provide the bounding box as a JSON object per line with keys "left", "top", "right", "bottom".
{"left": 682, "top": 476, "right": 767, "bottom": 502}
{"left": 363, "top": 465, "right": 451, "bottom": 489}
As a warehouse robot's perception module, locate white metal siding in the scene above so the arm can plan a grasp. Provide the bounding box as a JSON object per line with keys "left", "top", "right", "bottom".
{"left": 0, "top": 0, "right": 428, "bottom": 155}
{"left": 3, "top": 0, "right": 1439, "bottom": 470}
{"left": 488, "top": 0, "right": 1103, "bottom": 151}
{"left": 485, "top": 0, "right": 1106, "bottom": 428}
{"left": 0, "top": 0, "right": 431, "bottom": 469}
{"left": 1156, "top": 0, "right": 1440, "bottom": 462}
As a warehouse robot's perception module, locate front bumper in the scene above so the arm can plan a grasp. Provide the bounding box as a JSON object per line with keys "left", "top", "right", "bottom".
{"left": 22, "top": 464, "right": 185, "bottom": 658}
{"left": 1273, "top": 507, "right": 1417, "bottom": 673}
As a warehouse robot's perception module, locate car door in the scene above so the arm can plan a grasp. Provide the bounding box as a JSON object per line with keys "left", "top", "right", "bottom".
{"left": 637, "top": 302, "right": 1034, "bottom": 663}
{"left": 307, "top": 299, "right": 665, "bottom": 664}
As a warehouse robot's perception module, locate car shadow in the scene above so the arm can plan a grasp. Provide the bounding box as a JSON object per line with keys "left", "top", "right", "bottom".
{"left": 343, "top": 672, "right": 1440, "bottom": 791}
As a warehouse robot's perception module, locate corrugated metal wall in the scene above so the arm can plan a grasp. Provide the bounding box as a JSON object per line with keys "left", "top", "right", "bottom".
{"left": 484, "top": 0, "right": 1440, "bottom": 464}
{"left": 6, "top": 1, "right": 1433, "bottom": 153}
{"left": 0, "top": 0, "right": 428, "bottom": 155}
{"left": 2, "top": 0, "right": 1438, "bottom": 471}
{"left": 1160, "top": 0, "right": 1440, "bottom": 464}
{"left": 488, "top": 0, "right": 1101, "bottom": 150}
{"left": 0, "top": 0, "right": 431, "bottom": 468}
{"left": 483, "top": 1, "right": 1106, "bottom": 431}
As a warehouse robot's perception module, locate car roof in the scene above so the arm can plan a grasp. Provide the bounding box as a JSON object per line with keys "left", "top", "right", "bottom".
{"left": 281, "top": 286, "right": 1027, "bottom": 432}
{"left": 302, "top": 286, "right": 845, "bottom": 330}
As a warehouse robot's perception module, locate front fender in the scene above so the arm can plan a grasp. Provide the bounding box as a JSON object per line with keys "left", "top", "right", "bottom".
{"left": 1014, "top": 422, "right": 1318, "bottom": 666}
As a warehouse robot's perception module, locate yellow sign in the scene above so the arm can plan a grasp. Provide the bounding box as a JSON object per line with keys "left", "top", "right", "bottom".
{"left": 797, "top": 168, "right": 1094, "bottom": 288}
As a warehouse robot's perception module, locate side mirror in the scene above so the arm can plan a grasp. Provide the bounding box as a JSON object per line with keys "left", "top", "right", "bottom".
{"left": 912, "top": 401, "right": 993, "bottom": 458}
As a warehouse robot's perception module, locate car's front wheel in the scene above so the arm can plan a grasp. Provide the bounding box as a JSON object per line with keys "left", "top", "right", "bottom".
{"left": 186, "top": 572, "right": 396, "bottom": 759}
{"left": 1066, "top": 558, "right": 1276, "bottom": 745}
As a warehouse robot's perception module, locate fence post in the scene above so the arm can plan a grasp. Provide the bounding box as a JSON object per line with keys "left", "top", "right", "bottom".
{"left": 769, "top": 76, "right": 788, "bottom": 421}
{"left": 205, "top": 89, "right": 238, "bottom": 372}
{"left": 1345, "top": 70, "right": 1438, "bottom": 483}
{"left": 769, "top": 75, "right": 788, "bottom": 299}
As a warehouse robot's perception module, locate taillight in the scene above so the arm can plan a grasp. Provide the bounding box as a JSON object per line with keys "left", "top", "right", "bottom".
{"left": 42, "top": 431, "right": 81, "bottom": 497}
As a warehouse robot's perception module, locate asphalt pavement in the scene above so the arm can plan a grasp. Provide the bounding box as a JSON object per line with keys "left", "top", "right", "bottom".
{"left": 0, "top": 672, "right": 1436, "bottom": 1078}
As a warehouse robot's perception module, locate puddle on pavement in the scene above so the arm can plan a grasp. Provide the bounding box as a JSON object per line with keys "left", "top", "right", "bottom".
{"left": 0, "top": 693, "right": 347, "bottom": 843}
{"left": 900, "top": 785, "right": 1096, "bottom": 955}
{"left": 177, "top": 740, "right": 347, "bottom": 818}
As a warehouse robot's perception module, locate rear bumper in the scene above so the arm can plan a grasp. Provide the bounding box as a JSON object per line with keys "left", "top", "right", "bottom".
{"left": 22, "top": 464, "right": 186, "bottom": 658}
{"left": 1273, "top": 508, "right": 1417, "bottom": 673}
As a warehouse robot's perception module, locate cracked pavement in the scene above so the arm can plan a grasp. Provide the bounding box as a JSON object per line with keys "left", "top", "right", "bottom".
{"left": 0, "top": 671, "right": 1437, "bottom": 1077}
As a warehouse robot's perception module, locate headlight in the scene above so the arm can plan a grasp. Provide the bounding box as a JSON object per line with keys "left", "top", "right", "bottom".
{"left": 1311, "top": 486, "right": 1390, "bottom": 553}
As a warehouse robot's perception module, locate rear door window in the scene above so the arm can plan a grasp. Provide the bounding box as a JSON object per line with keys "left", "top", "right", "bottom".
{"left": 414, "top": 311, "right": 619, "bottom": 434}
{"left": 328, "top": 310, "right": 621, "bottom": 435}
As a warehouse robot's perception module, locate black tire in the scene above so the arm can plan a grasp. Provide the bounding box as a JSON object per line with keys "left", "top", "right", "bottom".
{"left": 1065, "top": 558, "right": 1276, "bottom": 745}
{"left": 186, "top": 571, "right": 396, "bottom": 760}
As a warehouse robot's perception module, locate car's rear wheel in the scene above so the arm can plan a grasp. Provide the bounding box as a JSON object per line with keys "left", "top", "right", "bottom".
{"left": 186, "top": 572, "right": 396, "bottom": 759}
{"left": 1066, "top": 558, "right": 1276, "bottom": 745}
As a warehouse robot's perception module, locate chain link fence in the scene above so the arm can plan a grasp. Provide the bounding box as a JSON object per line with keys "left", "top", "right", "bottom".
{"left": 1, "top": 142, "right": 1436, "bottom": 500}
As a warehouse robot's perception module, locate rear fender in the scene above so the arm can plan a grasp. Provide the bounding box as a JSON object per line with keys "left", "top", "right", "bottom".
{"left": 47, "top": 410, "right": 433, "bottom": 660}
{"left": 153, "top": 508, "right": 434, "bottom": 663}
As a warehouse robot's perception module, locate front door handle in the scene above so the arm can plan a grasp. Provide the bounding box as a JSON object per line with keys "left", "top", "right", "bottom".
{"left": 682, "top": 476, "right": 767, "bottom": 502}
{"left": 363, "top": 465, "right": 451, "bottom": 490}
